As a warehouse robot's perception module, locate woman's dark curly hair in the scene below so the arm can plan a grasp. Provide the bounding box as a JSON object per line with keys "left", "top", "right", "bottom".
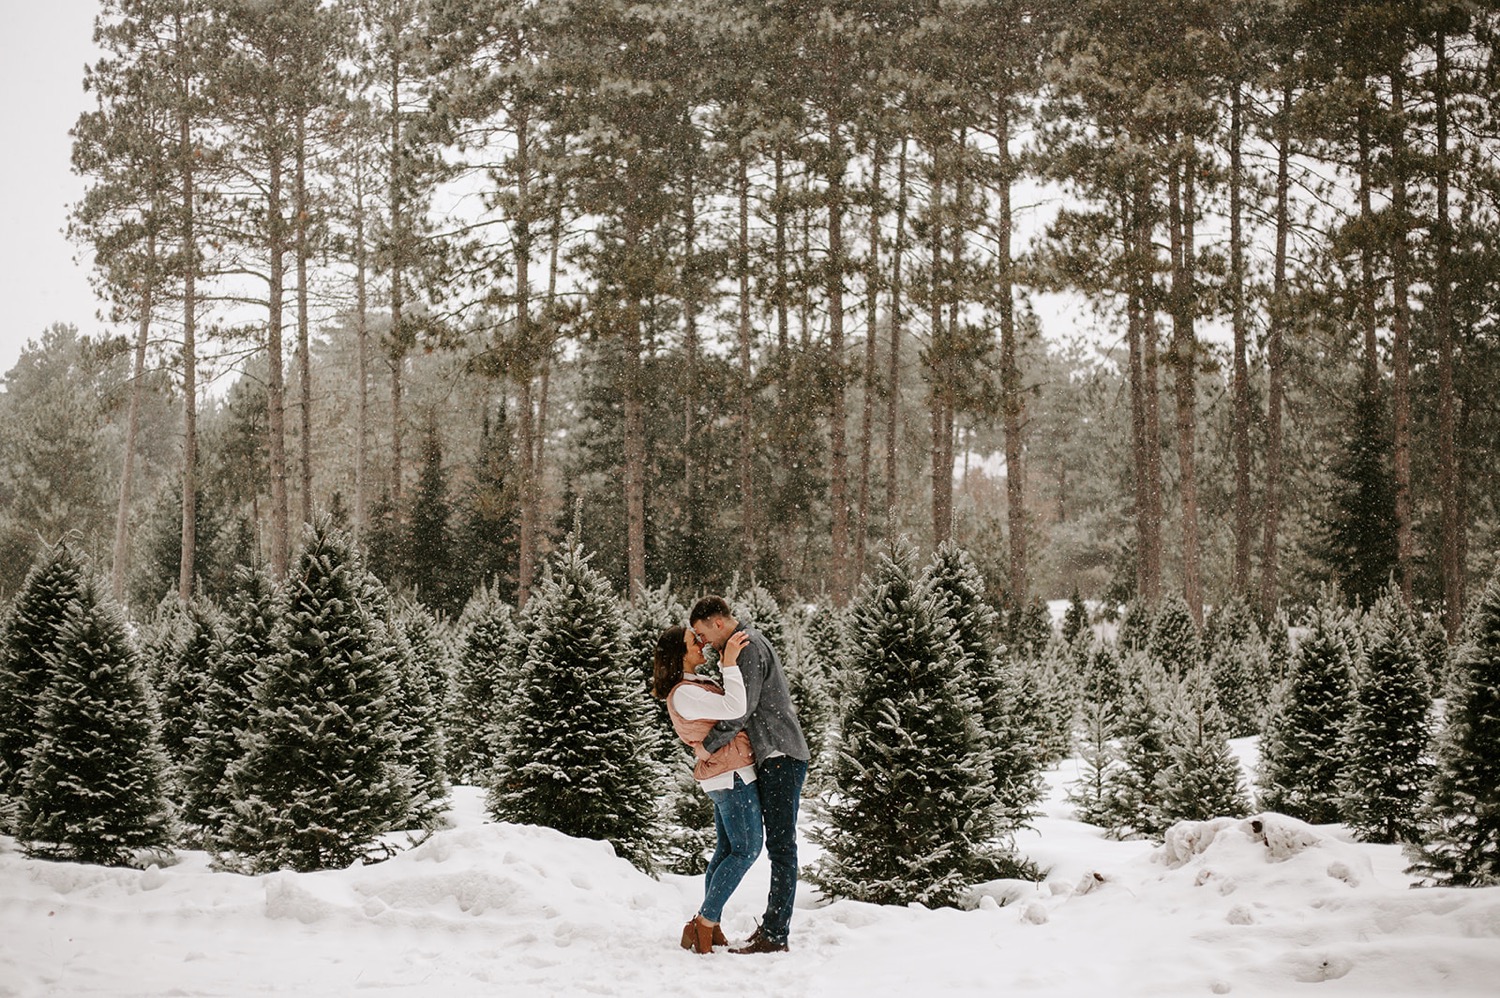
{"left": 651, "top": 625, "right": 688, "bottom": 700}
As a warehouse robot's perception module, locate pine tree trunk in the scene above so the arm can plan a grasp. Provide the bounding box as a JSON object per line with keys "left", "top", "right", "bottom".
{"left": 178, "top": 56, "right": 198, "bottom": 603}
{"left": 112, "top": 232, "right": 154, "bottom": 602}
{"left": 1130, "top": 184, "right": 1163, "bottom": 603}
{"left": 296, "top": 112, "right": 313, "bottom": 528}
{"left": 1357, "top": 110, "right": 1379, "bottom": 395}
{"left": 266, "top": 149, "right": 290, "bottom": 579}
{"left": 1435, "top": 31, "right": 1461, "bottom": 637}
{"left": 514, "top": 106, "right": 535, "bottom": 606}
{"left": 855, "top": 143, "right": 883, "bottom": 581}
{"left": 516, "top": 376, "right": 536, "bottom": 607}
{"left": 737, "top": 154, "right": 756, "bottom": 570}
{"left": 1229, "top": 84, "right": 1252, "bottom": 595}
{"left": 827, "top": 112, "right": 851, "bottom": 601}
{"left": 1261, "top": 83, "right": 1291, "bottom": 621}
{"left": 1389, "top": 67, "right": 1414, "bottom": 605}
{"left": 929, "top": 159, "right": 951, "bottom": 547}
{"left": 887, "top": 137, "right": 909, "bottom": 543}
{"left": 388, "top": 61, "right": 405, "bottom": 508}
{"left": 1170, "top": 149, "right": 1202, "bottom": 625}
{"left": 354, "top": 158, "right": 370, "bottom": 544}
{"left": 996, "top": 102, "right": 1026, "bottom": 605}
{"left": 622, "top": 213, "right": 648, "bottom": 599}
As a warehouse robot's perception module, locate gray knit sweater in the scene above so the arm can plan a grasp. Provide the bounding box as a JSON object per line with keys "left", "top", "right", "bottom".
{"left": 700, "top": 623, "right": 809, "bottom": 762}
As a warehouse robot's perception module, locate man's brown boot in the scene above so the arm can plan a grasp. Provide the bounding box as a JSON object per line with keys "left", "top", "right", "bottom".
{"left": 731, "top": 926, "right": 789, "bottom": 954}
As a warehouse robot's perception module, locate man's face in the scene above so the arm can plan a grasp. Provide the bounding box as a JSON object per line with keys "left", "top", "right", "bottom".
{"left": 692, "top": 615, "right": 732, "bottom": 653}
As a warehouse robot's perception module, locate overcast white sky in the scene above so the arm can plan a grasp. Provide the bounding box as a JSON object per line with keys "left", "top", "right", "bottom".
{"left": 0, "top": 0, "right": 106, "bottom": 378}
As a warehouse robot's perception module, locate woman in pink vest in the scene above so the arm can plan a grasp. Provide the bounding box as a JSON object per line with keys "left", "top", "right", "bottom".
{"left": 652, "top": 625, "right": 761, "bottom": 954}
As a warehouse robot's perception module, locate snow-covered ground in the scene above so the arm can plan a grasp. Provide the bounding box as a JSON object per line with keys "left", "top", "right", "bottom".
{"left": 4, "top": 739, "right": 1498, "bottom": 997}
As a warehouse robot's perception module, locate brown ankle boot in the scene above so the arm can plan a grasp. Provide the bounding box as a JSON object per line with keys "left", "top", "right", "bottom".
{"left": 712, "top": 923, "right": 728, "bottom": 947}
{"left": 690, "top": 915, "right": 717, "bottom": 953}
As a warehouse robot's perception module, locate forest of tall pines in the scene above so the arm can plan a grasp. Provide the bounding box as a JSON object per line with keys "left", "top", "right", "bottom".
{"left": 0, "top": 0, "right": 1497, "bottom": 635}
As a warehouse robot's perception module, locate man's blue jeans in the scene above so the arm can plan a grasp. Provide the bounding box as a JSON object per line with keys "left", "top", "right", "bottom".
{"left": 701, "top": 773, "right": 763, "bottom": 923}
{"left": 755, "top": 756, "right": 808, "bottom": 944}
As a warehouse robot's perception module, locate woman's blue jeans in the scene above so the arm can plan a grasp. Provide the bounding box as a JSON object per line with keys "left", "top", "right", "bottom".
{"left": 700, "top": 773, "right": 763, "bottom": 923}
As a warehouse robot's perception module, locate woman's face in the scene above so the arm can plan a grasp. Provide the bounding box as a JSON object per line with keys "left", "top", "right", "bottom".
{"left": 682, "top": 627, "right": 707, "bottom": 670}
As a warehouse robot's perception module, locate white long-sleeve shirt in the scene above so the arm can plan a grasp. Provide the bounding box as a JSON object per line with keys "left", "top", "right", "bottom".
{"left": 671, "top": 666, "right": 757, "bottom": 791}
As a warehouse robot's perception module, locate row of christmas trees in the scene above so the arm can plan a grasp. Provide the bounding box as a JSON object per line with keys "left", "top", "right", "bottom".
{"left": 1, "top": 522, "right": 1496, "bottom": 895}
{"left": 1052, "top": 581, "right": 1498, "bottom": 887}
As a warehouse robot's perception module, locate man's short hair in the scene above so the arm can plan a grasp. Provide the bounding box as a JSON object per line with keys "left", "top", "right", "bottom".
{"left": 689, "top": 595, "right": 733, "bottom": 625}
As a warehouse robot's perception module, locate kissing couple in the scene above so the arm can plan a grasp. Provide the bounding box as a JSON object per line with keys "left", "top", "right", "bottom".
{"left": 651, "top": 595, "right": 810, "bottom": 955}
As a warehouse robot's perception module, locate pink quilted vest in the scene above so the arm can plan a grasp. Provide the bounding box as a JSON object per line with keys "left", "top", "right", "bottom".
{"left": 665, "top": 678, "right": 755, "bottom": 782}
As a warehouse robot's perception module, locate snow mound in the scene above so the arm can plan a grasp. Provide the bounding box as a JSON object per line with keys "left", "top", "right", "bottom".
{"left": 257, "top": 820, "right": 676, "bottom": 935}
{"left": 1155, "top": 813, "right": 1374, "bottom": 890}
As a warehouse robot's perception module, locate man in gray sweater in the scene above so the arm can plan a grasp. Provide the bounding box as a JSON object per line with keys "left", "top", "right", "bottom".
{"left": 691, "top": 595, "right": 809, "bottom": 954}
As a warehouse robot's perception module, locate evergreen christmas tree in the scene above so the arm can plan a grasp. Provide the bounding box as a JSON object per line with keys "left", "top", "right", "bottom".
{"left": 789, "top": 597, "right": 848, "bottom": 768}
{"left": 454, "top": 404, "right": 519, "bottom": 599}
{"left": 1407, "top": 570, "right": 1500, "bottom": 886}
{"left": 1081, "top": 640, "right": 1124, "bottom": 708}
{"left": 1101, "top": 650, "right": 1175, "bottom": 838}
{"left": 1005, "top": 597, "right": 1054, "bottom": 660}
{"left": 181, "top": 568, "right": 277, "bottom": 844}
{"left": 156, "top": 601, "right": 223, "bottom": 803}
{"left": 450, "top": 583, "right": 521, "bottom": 783}
{"left": 405, "top": 421, "right": 460, "bottom": 617}
{"left": 17, "top": 574, "right": 171, "bottom": 865}
{"left": 1315, "top": 388, "right": 1399, "bottom": 609}
{"left": 1008, "top": 641, "right": 1078, "bottom": 768}
{"left": 485, "top": 538, "right": 662, "bottom": 871}
{"left": 1116, "top": 599, "right": 1155, "bottom": 652}
{"left": 1148, "top": 594, "right": 1201, "bottom": 677}
{"left": 809, "top": 544, "right": 1005, "bottom": 907}
{"left": 623, "top": 579, "right": 687, "bottom": 713}
{"left": 0, "top": 542, "right": 86, "bottom": 825}
{"left": 133, "top": 593, "right": 185, "bottom": 692}
{"left": 380, "top": 601, "right": 449, "bottom": 827}
{"left": 1203, "top": 597, "right": 1270, "bottom": 738}
{"left": 1264, "top": 607, "right": 1294, "bottom": 687}
{"left": 397, "top": 602, "right": 459, "bottom": 743}
{"left": 1157, "top": 666, "right": 1250, "bottom": 825}
{"left": 1062, "top": 588, "right": 1089, "bottom": 646}
{"left": 1066, "top": 694, "right": 1125, "bottom": 828}
{"left": 728, "top": 579, "right": 790, "bottom": 657}
{"left": 1256, "top": 590, "right": 1357, "bottom": 824}
{"left": 1339, "top": 587, "right": 1434, "bottom": 844}
{"left": 217, "top": 522, "right": 408, "bottom": 873}
{"left": 1418, "top": 612, "right": 1453, "bottom": 695}
{"left": 923, "top": 541, "right": 1043, "bottom": 826}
